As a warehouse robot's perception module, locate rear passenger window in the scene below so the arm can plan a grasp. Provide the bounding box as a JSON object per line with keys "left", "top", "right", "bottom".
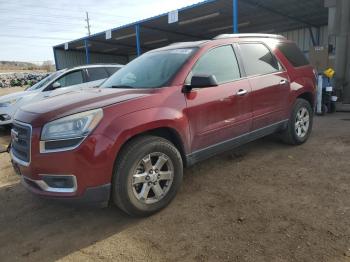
{"left": 278, "top": 43, "right": 309, "bottom": 67}
{"left": 191, "top": 45, "right": 240, "bottom": 84}
{"left": 87, "top": 68, "right": 109, "bottom": 81}
{"left": 239, "top": 43, "right": 280, "bottom": 76}
{"left": 56, "top": 70, "right": 83, "bottom": 87}
{"left": 106, "top": 67, "right": 121, "bottom": 76}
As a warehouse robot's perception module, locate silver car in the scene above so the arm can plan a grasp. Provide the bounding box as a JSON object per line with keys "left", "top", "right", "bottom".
{"left": 0, "top": 64, "right": 123, "bottom": 125}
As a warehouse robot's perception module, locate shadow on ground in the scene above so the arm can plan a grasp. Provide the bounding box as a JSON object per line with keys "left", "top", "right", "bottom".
{"left": 0, "top": 183, "right": 141, "bottom": 261}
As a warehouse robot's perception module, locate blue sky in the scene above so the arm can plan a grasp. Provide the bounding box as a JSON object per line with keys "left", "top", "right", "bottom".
{"left": 0, "top": 0, "right": 202, "bottom": 62}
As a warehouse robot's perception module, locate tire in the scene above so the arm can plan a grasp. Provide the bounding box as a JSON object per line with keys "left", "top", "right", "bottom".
{"left": 112, "top": 135, "right": 183, "bottom": 217}
{"left": 280, "top": 98, "right": 313, "bottom": 145}
{"left": 321, "top": 104, "right": 328, "bottom": 115}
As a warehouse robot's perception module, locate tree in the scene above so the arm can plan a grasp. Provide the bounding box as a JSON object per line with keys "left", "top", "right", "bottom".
{"left": 41, "top": 60, "right": 55, "bottom": 72}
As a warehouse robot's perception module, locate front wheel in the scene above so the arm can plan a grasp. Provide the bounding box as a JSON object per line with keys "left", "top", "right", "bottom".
{"left": 280, "top": 98, "right": 313, "bottom": 145}
{"left": 112, "top": 136, "right": 183, "bottom": 217}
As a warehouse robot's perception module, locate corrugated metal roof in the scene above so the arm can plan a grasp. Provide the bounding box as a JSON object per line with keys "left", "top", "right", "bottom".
{"left": 54, "top": 0, "right": 328, "bottom": 58}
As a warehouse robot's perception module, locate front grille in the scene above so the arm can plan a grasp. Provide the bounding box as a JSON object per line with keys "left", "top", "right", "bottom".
{"left": 11, "top": 122, "right": 32, "bottom": 164}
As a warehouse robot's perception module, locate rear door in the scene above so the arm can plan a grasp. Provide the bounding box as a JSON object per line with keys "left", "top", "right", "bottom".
{"left": 85, "top": 67, "right": 110, "bottom": 87}
{"left": 184, "top": 45, "right": 252, "bottom": 151}
{"left": 238, "top": 42, "right": 290, "bottom": 130}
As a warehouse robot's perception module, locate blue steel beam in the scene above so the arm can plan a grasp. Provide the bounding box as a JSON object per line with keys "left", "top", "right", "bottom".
{"left": 84, "top": 39, "right": 90, "bottom": 64}
{"left": 135, "top": 24, "right": 141, "bottom": 56}
{"left": 233, "top": 0, "right": 238, "bottom": 33}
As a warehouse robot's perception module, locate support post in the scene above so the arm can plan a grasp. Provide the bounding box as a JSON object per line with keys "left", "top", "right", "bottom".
{"left": 326, "top": 0, "right": 350, "bottom": 103}
{"left": 135, "top": 24, "right": 141, "bottom": 56}
{"left": 84, "top": 39, "right": 90, "bottom": 64}
{"left": 53, "top": 47, "right": 58, "bottom": 70}
{"left": 233, "top": 0, "right": 238, "bottom": 33}
{"left": 308, "top": 27, "right": 316, "bottom": 47}
{"left": 316, "top": 27, "right": 321, "bottom": 45}
{"left": 335, "top": 0, "right": 350, "bottom": 103}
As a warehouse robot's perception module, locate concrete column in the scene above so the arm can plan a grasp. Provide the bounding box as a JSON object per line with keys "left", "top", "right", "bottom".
{"left": 326, "top": 0, "right": 350, "bottom": 103}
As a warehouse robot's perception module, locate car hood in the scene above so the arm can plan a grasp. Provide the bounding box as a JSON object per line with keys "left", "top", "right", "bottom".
{"left": 43, "top": 85, "right": 90, "bottom": 98}
{"left": 15, "top": 87, "right": 154, "bottom": 125}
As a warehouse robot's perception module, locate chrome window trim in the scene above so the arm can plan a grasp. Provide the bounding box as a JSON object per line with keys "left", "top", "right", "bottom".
{"left": 10, "top": 120, "right": 32, "bottom": 167}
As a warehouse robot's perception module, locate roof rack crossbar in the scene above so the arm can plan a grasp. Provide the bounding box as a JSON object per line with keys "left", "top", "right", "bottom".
{"left": 214, "top": 33, "right": 286, "bottom": 40}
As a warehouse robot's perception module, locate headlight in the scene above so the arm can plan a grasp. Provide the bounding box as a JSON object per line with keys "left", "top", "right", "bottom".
{"left": 41, "top": 108, "right": 103, "bottom": 141}
{"left": 0, "top": 98, "right": 21, "bottom": 107}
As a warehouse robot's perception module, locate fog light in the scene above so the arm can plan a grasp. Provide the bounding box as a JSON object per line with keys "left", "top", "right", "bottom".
{"left": 42, "top": 175, "right": 75, "bottom": 189}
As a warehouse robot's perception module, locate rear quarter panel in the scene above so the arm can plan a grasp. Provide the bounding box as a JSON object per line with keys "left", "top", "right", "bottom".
{"left": 274, "top": 47, "right": 316, "bottom": 117}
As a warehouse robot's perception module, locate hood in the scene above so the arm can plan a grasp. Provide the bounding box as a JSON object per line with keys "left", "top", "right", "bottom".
{"left": 16, "top": 87, "right": 154, "bottom": 125}
{"left": 43, "top": 86, "right": 90, "bottom": 98}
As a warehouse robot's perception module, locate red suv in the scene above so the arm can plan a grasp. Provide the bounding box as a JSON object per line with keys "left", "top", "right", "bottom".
{"left": 10, "top": 34, "right": 316, "bottom": 216}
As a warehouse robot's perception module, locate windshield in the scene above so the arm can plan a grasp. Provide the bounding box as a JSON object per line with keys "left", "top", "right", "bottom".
{"left": 26, "top": 70, "right": 65, "bottom": 91}
{"left": 101, "top": 48, "right": 197, "bottom": 89}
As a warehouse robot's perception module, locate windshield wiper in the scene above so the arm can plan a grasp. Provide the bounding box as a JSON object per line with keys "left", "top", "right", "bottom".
{"left": 109, "top": 85, "right": 135, "bottom": 89}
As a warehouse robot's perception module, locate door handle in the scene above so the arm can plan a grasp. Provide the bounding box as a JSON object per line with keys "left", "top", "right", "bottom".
{"left": 279, "top": 79, "right": 288, "bottom": 85}
{"left": 236, "top": 89, "right": 248, "bottom": 96}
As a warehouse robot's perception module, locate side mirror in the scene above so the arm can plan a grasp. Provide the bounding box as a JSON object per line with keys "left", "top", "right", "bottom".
{"left": 52, "top": 82, "right": 61, "bottom": 89}
{"left": 182, "top": 74, "right": 218, "bottom": 93}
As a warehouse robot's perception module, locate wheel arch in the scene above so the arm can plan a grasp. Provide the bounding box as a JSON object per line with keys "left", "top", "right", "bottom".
{"left": 297, "top": 91, "right": 314, "bottom": 109}
{"left": 113, "top": 125, "right": 189, "bottom": 170}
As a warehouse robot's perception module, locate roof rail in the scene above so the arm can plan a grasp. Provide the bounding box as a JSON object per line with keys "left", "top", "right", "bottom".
{"left": 214, "top": 33, "right": 286, "bottom": 40}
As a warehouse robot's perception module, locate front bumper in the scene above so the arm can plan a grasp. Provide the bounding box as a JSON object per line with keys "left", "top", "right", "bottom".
{"left": 21, "top": 175, "right": 111, "bottom": 206}
{"left": 11, "top": 132, "right": 116, "bottom": 205}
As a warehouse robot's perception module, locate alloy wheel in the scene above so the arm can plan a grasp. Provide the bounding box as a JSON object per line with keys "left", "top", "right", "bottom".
{"left": 132, "top": 152, "right": 174, "bottom": 204}
{"left": 295, "top": 107, "right": 310, "bottom": 138}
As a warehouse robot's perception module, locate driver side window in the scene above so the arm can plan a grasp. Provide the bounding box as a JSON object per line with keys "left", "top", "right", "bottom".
{"left": 190, "top": 45, "right": 241, "bottom": 85}
{"left": 56, "top": 70, "right": 83, "bottom": 88}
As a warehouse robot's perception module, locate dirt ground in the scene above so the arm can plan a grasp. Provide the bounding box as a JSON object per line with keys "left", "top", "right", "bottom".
{"left": 0, "top": 87, "right": 25, "bottom": 96}
{"left": 0, "top": 87, "right": 350, "bottom": 261}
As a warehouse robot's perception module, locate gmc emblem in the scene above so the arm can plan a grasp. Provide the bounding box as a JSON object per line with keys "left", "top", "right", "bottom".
{"left": 11, "top": 129, "right": 19, "bottom": 142}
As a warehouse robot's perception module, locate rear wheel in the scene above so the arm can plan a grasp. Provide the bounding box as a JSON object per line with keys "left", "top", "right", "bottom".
{"left": 112, "top": 136, "right": 183, "bottom": 217}
{"left": 280, "top": 98, "right": 313, "bottom": 145}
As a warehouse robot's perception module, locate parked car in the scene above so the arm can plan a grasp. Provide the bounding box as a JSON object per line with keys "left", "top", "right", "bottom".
{"left": 0, "top": 64, "right": 122, "bottom": 126}
{"left": 10, "top": 34, "right": 316, "bottom": 216}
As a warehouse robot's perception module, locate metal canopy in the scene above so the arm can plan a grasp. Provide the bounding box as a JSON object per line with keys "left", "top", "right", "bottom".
{"left": 53, "top": 0, "right": 328, "bottom": 65}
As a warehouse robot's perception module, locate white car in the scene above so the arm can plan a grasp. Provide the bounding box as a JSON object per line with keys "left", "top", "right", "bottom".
{"left": 0, "top": 64, "right": 122, "bottom": 125}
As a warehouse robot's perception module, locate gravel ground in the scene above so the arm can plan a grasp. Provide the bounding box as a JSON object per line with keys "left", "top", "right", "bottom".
{"left": 0, "top": 96, "right": 349, "bottom": 261}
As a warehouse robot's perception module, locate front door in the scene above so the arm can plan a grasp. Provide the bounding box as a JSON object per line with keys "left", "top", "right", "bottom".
{"left": 184, "top": 45, "right": 252, "bottom": 152}
{"left": 39, "top": 69, "right": 86, "bottom": 99}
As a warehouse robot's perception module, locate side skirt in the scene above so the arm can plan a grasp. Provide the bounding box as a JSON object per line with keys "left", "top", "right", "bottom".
{"left": 186, "top": 120, "right": 288, "bottom": 166}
